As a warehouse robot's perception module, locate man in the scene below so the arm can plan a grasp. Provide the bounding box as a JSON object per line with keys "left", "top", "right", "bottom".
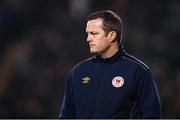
{"left": 59, "top": 10, "right": 162, "bottom": 118}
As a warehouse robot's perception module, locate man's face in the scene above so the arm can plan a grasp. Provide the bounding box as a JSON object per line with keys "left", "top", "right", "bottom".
{"left": 86, "top": 18, "right": 111, "bottom": 55}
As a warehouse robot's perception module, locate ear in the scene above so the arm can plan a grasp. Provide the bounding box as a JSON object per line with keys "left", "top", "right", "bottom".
{"left": 107, "top": 31, "right": 117, "bottom": 42}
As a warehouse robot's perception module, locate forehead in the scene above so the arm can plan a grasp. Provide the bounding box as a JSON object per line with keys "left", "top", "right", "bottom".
{"left": 86, "top": 18, "right": 103, "bottom": 30}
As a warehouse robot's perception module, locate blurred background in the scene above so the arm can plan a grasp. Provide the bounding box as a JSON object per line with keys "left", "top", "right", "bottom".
{"left": 0, "top": 0, "right": 179, "bottom": 118}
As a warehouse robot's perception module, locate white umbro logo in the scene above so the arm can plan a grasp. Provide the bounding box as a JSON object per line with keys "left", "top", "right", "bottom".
{"left": 112, "top": 76, "right": 124, "bottom": 88}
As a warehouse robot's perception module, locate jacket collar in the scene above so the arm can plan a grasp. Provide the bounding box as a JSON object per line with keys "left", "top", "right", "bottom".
{"left": 92, "top": 47, "right": 125, "bottom": 63}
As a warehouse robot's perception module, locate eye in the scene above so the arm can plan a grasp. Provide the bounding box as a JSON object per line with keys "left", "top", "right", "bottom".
{"left": 90, "top": 32, "right": 98, "bottom": 36}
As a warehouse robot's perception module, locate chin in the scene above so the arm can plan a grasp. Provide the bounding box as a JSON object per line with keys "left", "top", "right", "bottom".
{"left": 90, "top": 51, "right": 96, "bottom": 54}
{"left": 90, "top": 49, "right": 97, "bottom": 54}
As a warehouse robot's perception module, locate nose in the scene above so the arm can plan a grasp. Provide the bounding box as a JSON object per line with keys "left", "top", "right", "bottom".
{"left": 86, "top": 34, "right": 92, "bottom": 42}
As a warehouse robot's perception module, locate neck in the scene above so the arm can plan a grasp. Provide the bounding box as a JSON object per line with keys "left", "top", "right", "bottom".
{"left": 100, "top": 44, "right": 119, "bottom": 59}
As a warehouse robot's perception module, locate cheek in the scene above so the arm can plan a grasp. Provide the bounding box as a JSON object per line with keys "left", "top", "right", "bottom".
{"left": 96, "top": 38, "right": 109, "bottom": 49}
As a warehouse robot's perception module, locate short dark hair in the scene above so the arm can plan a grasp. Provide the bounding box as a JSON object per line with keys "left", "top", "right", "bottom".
{"left": 87, "top": 10, "right": 123, "bottom": 44}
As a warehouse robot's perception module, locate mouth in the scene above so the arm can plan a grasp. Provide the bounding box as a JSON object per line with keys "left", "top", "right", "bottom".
{"left": 89, "top": 44, "right": 95, "bottom": 47}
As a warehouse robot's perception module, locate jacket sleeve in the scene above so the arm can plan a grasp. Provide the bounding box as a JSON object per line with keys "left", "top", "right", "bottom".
{"left": 135, "top": 68, "right": 162, "bottom": 118}
{"left": 58, "top": 71, "right": 76, "bottom": 118}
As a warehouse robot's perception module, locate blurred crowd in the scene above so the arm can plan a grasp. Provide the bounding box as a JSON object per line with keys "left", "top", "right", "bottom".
{"left": 0, "top": 0, "right": 179, "bottom": 118}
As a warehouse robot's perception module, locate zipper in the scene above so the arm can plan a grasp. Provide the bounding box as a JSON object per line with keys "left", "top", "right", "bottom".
{"left": 90, "top": 62, "right": 107, "bottom": 118}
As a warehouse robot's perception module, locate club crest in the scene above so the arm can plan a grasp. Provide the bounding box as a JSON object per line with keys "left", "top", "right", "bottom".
{"left": 112, "top": 76, "right": 124, "bottom": 88}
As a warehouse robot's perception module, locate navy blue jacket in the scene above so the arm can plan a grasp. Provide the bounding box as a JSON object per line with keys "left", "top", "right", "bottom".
{"left": 59, "top": 48, "right": 162, "bottom": 119}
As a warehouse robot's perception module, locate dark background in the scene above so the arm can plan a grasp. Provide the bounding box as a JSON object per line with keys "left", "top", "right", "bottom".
{"left": 0, "top": 0, "right": 179, "bottom": 118}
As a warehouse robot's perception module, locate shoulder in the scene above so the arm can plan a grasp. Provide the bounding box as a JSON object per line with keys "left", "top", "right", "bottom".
{"left": 122, "top": 51, "right": 156, "bottom": 83}
{"left": 122, "top": 51, "right": 150, "bottom": 71}
{"left": 71, "top": 56, "right": 95, "bottom": 72}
